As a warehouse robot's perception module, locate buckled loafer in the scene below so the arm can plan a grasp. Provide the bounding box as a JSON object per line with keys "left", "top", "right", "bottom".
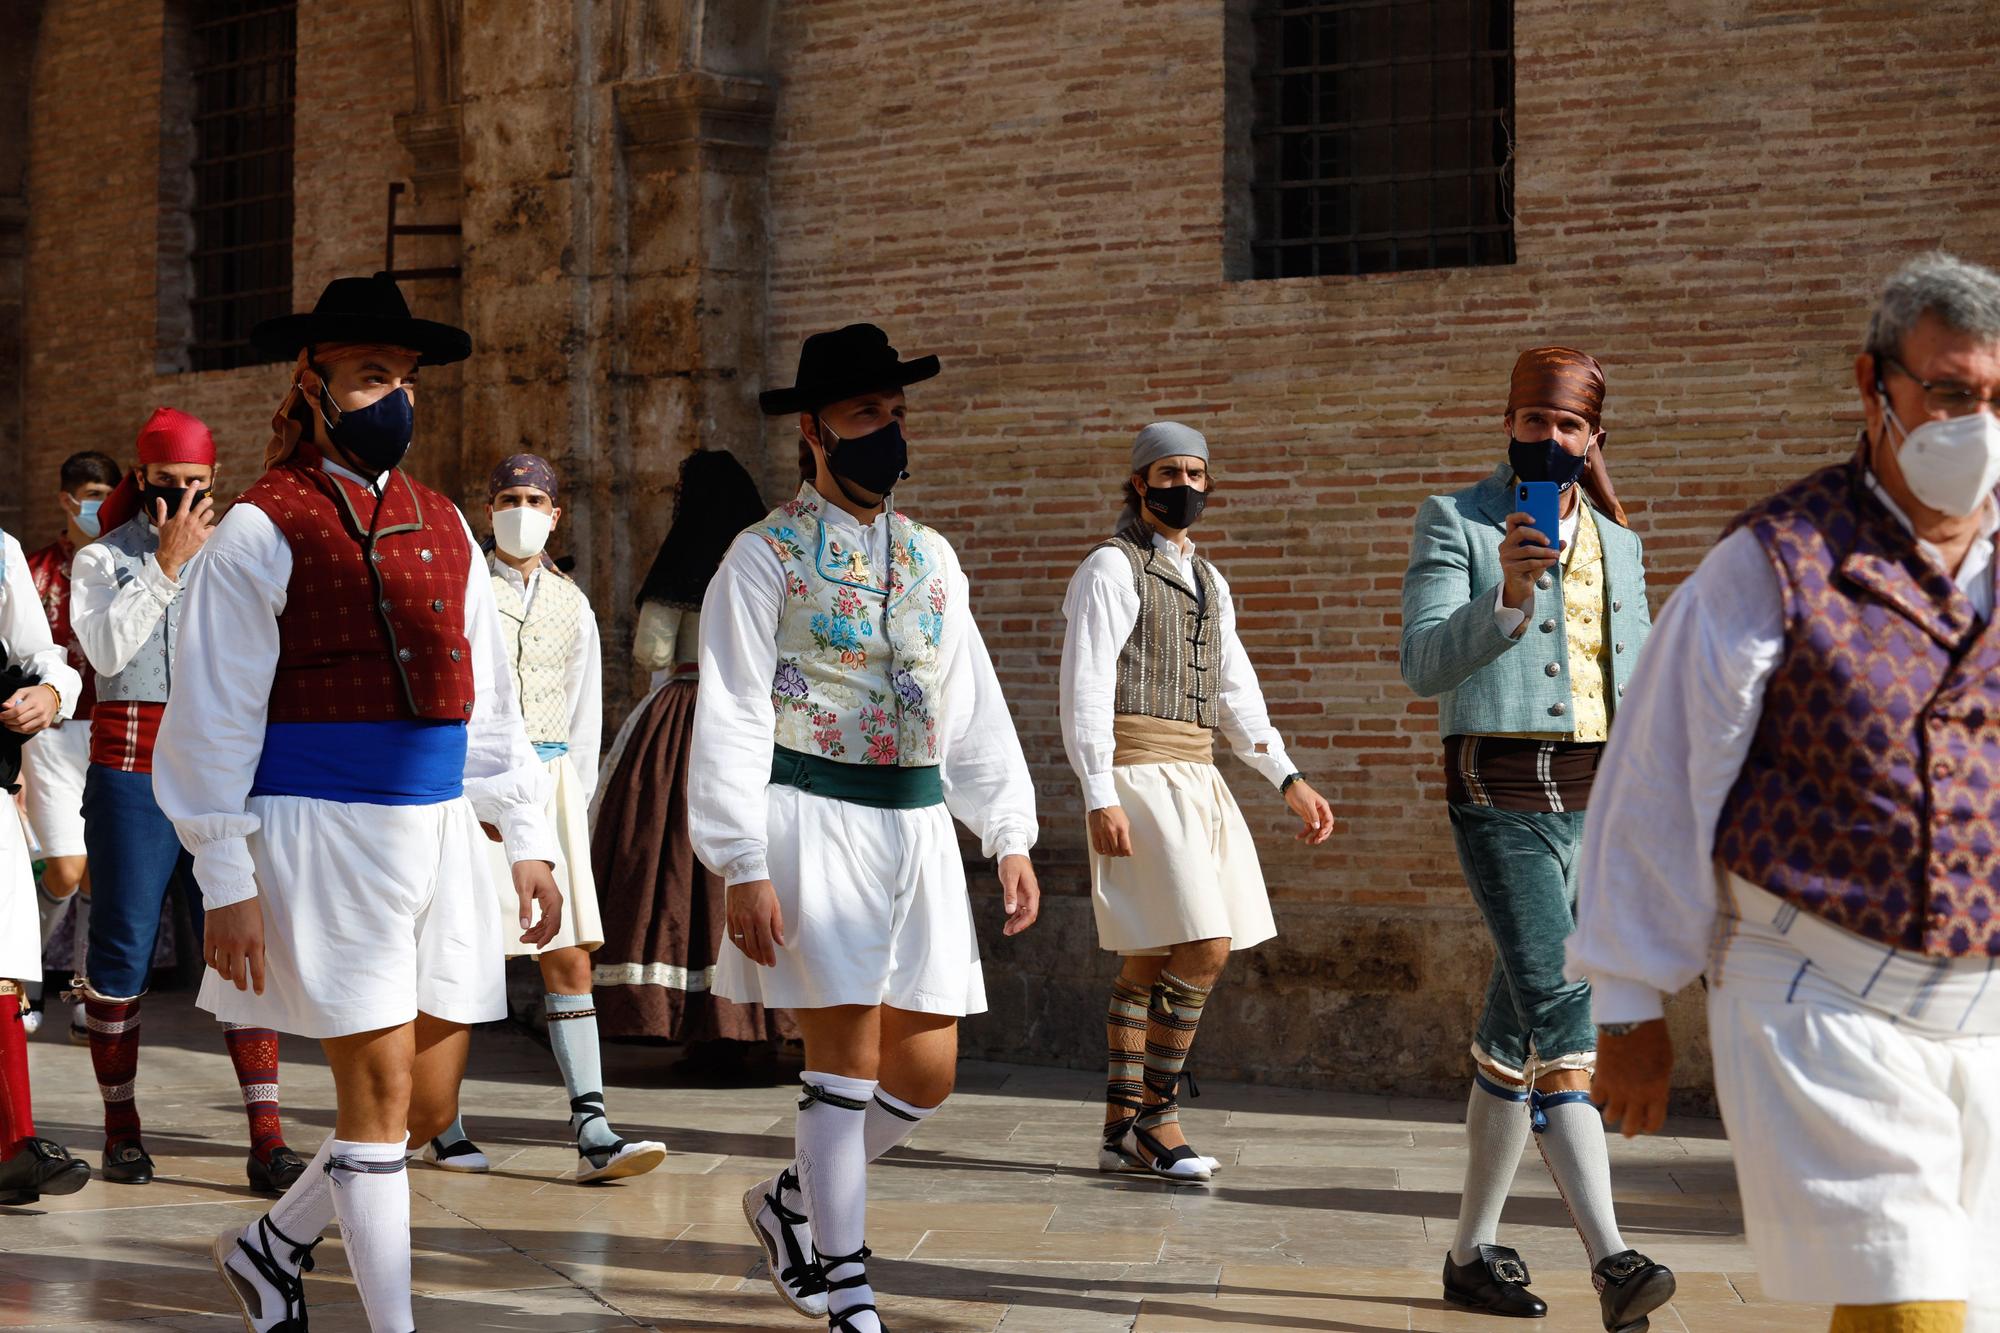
{"left": 1443, "top": 1244, "right": 1548, "bottom": 1318}
{"left": 101, "top": 1140, "right": 155, "bottom": 1185}
{"left": 0, "top": 1138, "right": 91, "bottom": 1205}
{"left": 1595, "top": 1249, "right": 1675, "bottom": 1332}
{"left": 248, "top": 1145, "right": 308, "bottom": 1195}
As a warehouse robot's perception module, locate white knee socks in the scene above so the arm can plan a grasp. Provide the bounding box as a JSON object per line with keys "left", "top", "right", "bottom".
{"left": 1533, "top": 1090, "right": 1628, "bottom": 1265}
{"left": 1451, "top": 1075, "right": 1531, "bottom": 1266}
{"left": 263, "top": 1136, "right": 336, "bottom": 1245}
{"left": 328, "top": 1137, "right": 414, "bottom": 1332}
{"left": 864, "top": 1087, "right": 940, "bottom": 1163}
{"left": 797, "top": 1071, "right": 879, "bottom": 1333}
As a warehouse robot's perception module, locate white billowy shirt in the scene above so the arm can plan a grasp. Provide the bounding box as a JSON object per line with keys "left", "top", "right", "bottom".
{"left": 0, "top": 531, "right": 82, "bottom": 716}
{"left": 71, "top": 521, "right": 192, "bottom": 678}
{"left": 689, "top": 497, "right": 1038, "bottom": 887}
{"left": 487, "top": 555, "right": 604, "bottom": 801}
{"left": 1566, "top": 473, "right": 1999, "bottom": 1022}
{"left": 1059, "top": 528, "right": 1296, "bottom": 812}
{"left": 154, "top": 456, "right": 558, "bottom": 911}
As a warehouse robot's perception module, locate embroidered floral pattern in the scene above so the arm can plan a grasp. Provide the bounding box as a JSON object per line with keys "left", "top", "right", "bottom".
{"left": 760, "top": 484, "right": 950, "bottom": 768}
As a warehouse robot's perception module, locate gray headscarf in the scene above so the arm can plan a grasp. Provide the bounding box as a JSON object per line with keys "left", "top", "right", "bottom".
{"left": 1119, "top": 422, "right": 1210, "bottom": 529}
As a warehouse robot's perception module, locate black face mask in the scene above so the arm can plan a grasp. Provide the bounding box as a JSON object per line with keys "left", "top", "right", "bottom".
{"left": 142, "top": 482, "right": 211, "bottom": 520}
{"left": 1143, "top": 482, "right": 1208, "bottom": 530}
{"left": 316, "top": 376, "right": 416, "bottom": 475}
{"left": 1508, "top": 436, "right": 1590, "bottom": 490}
{"left": 819, "top": 418, "right": 909, "bottom": 500}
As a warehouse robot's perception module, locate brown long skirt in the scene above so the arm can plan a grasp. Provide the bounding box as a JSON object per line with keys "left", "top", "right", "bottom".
{"left": 589, "top": 678, "right": 795, "bottom": 1043}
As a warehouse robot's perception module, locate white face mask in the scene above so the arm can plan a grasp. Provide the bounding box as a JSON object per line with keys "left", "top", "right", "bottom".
{"left": 1884, "top": 401, "right": 2000, "bottom": 518}
{"left": 491, "top": 506, "right": 554, "bottom": 560}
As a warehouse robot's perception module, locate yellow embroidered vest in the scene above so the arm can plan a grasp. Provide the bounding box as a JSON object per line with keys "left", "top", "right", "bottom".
{"left": 490, "top": 565, "right": 587, "bottom": 746}
{"left": 1498, "top": 504, "right": 1614, "bottom": 743}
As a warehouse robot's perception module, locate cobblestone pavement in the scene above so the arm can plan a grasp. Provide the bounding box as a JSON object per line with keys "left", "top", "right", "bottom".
{"left": 2, "top": 1002, "right": 1822, "bottom": 1330}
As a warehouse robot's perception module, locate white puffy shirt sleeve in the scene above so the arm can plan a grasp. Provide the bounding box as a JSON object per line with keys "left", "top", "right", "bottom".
{"left": 1212, "top": 564, "right": 1297, "bottom": 790}
{"left": 565, "top": 590, "right": 604, "bottom": 801}
{"left": 2, "top": 533, "right": 81, "bottom": 715}
{"left": 154, "top": 506, "right": 287, "bottom": 909}
{"left": 459, "top": 516, "right": 557, "bottom": 866}
{"left": 937, "top": 542, "right": 1037, "bottom": 860}
{"left": 1565, "top": 528, "right": 1787, "bottom": 1022}
{"left": 1059, "top": 548, "right": 1139, "bottom": 812}
{"left": 689, "top": 531, "right": 785, "bottom": 886}
{"left": 69, "top": 537, "right": 180, "bottom": 678}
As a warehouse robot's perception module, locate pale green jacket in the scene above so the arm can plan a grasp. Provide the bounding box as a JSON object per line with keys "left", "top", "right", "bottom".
{"left": 1398, "top": 464, "right": 1653, "bottom": 737}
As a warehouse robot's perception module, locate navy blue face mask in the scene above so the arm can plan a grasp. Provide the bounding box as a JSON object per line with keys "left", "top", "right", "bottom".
{"left": 1508, "top": 436, "right": 1591, "bottom": 490}
{"left": 316, "top": 378, "right": 415, "bottom": 475}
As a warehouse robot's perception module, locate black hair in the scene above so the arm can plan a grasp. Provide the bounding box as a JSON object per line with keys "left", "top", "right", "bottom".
{"left": 60, "top": 451, "right": 122, "bottom": 492}
{"left": 636, "top": 449, "right": 767, "bottom": 610}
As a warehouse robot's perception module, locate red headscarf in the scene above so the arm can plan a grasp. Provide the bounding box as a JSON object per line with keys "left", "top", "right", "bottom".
{"left": 96, "top": 407, "right": 218, "bottom": 534}
{"left": 1506, "top": 346, "right": 1628, "bottom": 527}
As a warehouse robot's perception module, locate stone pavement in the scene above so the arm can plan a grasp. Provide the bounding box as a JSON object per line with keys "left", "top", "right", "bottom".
{"left": 2, "top": 1001, "right": 1824, "bottom": 1331}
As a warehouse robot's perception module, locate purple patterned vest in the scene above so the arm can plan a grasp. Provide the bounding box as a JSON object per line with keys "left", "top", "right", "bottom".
{"left": 1713, "top": 450, "right": 2000, "bottom": 957}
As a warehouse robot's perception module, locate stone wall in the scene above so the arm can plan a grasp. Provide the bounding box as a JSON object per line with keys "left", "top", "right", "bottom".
{"left": 15, "top": 0, "right": 1998, "bottom": 1099}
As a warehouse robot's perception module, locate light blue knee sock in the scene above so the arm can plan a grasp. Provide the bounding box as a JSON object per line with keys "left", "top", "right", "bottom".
{"left": 546, "top": 992, "right": 620, "bottom": 1153}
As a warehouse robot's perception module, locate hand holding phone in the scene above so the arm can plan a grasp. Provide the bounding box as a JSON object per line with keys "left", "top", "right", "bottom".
{"left": 1500, "top": 482, "right": 1565, "bottom": 613}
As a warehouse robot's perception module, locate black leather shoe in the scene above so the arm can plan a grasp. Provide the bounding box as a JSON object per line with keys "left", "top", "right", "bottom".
{"left": 1443, "top": 1245, "right": 1548, "bottom": 1318}
{"left": 0, "top": 1138, "right": 92, "bottom": 1205}
{"left": 248, "top": 1145, "right": 308, "bottom": 1195}
{"left": 101, "top": 1140, "right": 155, "bottom": 1184}
{"left": 1595, "top": 1250, "right": 1675, "bottom": 1332}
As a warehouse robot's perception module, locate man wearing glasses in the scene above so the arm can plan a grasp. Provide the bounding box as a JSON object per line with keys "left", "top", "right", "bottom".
{"left": 1576, "top": 252, "right": 2000, "bottom": 1333}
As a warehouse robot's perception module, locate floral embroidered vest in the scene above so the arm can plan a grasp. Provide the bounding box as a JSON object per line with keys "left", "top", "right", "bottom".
{"left": 490, "top": 561, "right": 587, "bottom": 746}
{"left": 1714, "top": 451, "right": 2000, "bottom": 957}
{"left": 756, "top": 484, "right": 949, "bottom": 767}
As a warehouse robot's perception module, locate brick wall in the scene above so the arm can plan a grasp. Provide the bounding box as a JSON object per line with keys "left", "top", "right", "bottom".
{"left": 759, "top": 0, "right": 2000, "bottom": 1091}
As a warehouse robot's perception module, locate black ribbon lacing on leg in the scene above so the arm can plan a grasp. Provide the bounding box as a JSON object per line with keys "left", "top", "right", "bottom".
{"left": 234, "top": 1213, "right": 322, "bottom": 1327}
{"left": 763, "top": 1166, "right": 828, "bottom": 1296}
{"left": 817, "top": 1243, "right": 877, "bottom": 1332}
{"left": 572, "top": 1092, "right": 629, "bottom": 1167}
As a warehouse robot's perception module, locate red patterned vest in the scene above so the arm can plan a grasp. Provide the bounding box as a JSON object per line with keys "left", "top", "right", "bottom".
{"left": 239, "top": 452, "right": 476, "bottom": 723}
{"left": 1714, "top": 450, "right": 2000, "bottom": 957}
{"left": 26, "top": 537, "right": 93, "bottom": 719}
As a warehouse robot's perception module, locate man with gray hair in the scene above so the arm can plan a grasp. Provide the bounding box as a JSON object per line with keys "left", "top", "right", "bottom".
{"left": 1059, "top": 422, "right": 1333, "bottom": 1183}
{"left": 1576, "top": 251, "right": 2000, "bottom": 1333}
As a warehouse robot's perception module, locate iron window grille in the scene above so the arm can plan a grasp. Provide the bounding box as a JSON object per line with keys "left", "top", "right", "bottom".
{"left": 187, "top": 0, "right": 296, "bottom": 370}
{"left": 1249, "top": 0, "right": 1515, "bottom": 279}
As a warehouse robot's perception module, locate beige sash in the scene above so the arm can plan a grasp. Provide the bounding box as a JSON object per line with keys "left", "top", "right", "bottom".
{"left": 1112, "top": 714, "right": 1215, "bottom": 767}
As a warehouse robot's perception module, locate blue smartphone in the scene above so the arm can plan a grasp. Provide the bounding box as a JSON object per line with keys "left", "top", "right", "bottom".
{"left": 1516, "top": 481, "right": 1563, "bottom": 554}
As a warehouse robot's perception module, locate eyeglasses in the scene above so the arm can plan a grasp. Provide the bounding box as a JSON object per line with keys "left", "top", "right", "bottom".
{"left": 1881, "top": 357, "right": 2000, "bottom": 418}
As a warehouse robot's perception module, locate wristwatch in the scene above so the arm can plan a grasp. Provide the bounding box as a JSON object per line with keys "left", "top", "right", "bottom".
{"left": 1280, "top": 772, "right": 1305, "bottom": 794}
{"left": 1597, "top": 1021, "right": 1645, "bottom": 1037}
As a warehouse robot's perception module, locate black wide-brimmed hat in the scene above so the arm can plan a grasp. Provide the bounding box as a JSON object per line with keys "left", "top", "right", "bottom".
{"left": 759, "top": 323, "right": 940, "bottom": 416}
{"left": 250, "top": 272, "right": 473, "bottom": 366}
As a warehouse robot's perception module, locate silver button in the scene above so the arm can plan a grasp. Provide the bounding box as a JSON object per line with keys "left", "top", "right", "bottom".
{"left": 1536, "top": 574, "right": 1552, "bottom": 590}
{"left": 397, "top": 648, "right": 413, "bottom": 663}
{"left": 379, "top": 599, "right": 392, "bottom": 614}
{"left": 1549, "top": 702, "right": 1566, "bottom": 717}
{"left": 1540, "top": 618, "right": 1556, "bottom": 633}
{"left": 450, "top": 648, "right": 463, "bottom": 662}
{"left": 462, "top": 701, "right": 473, "bottom": 714}
{"left": 369, "top": 550, "right": 384, "bottom": 564}
{"left": 1612, "top": 600, "right": 1623, "bottom": 612}
{"left": 1544, "top": 661, "right": 1562, "bottom": 677}
{"left": 432, "top": 599, "right": 445, "bottom": 613}
{"left": 419, "top": 549, "right": 434, "bottom": 563}
{"left": 1617, "top": 684, "right": 1625, "bottom": 697}
{"left": 1615, "top": 641, "right": 1626, "bottom": 654}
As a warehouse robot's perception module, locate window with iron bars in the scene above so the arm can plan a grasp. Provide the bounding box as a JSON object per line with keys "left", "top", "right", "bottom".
{"left": 187, "top": 0, "right": 295, "bottom": 370}
{"left": 1248, "top": 0, "right": 1515, "bottom": 279}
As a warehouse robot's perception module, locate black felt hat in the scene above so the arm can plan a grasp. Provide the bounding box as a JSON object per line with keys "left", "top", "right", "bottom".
{"left": 250, "top": 272, "right": 473, "bottom": 366}
{"left": 759, "top": 324, "right": 940, "bottom": 416}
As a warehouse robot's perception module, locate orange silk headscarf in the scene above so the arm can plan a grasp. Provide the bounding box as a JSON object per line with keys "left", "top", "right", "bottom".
{"left": 1506, "top": 346, "right": 1628, "bottom": 527}
{"left": 264, "top": 343, "right": 419, "bottom": 470}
